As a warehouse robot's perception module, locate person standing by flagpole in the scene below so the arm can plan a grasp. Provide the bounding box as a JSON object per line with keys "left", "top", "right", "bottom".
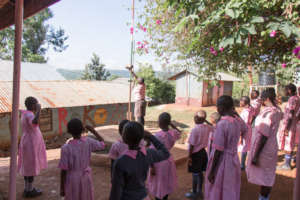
{"left": 126, "top": 65, "right": 146, "bottom": 126}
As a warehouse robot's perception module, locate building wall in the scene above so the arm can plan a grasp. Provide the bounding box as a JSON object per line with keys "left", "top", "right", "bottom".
{"left": 175, "top": 73, "right": 203, "bottom": 106}
{"left": 0, "top": 103, "right": 134, "bottom": 148}
{"left": 223, "top": 81, "right": 233, "bottom": 96}
{"left": 175, "top": 74, "right": 234, "bottom": 107}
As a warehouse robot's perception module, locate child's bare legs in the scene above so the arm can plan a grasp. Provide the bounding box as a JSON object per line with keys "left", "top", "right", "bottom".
{"left": 241, "top": 152, "right": 248, "bottom": 170}
{"left": 259, "top": 186, "right": 271, "bottom": 200}
{"left": 23, "top": 176, "right": 42, "bottom": 197}
{"left": 185, "top": 173, "right": 203, "bottom": 199}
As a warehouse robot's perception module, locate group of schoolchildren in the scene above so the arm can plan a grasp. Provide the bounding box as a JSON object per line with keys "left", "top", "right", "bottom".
{"left": 16, "top": 83, "right": 300, "bottom": 200}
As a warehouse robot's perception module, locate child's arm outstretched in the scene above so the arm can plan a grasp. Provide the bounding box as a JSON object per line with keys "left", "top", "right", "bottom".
{"left": 208, "top": 150, "right": 222, "bottom": 184}
{"left": 85, "top": 125, "right": 104, "bottom": 142}
{"left": 170, "top": 122, "right": 181, "bottom": 133}
{"left": 32, "top": 103, "right": 41, "bottom": 124}
{"left": 144, "top": 131, "right": 170, "bottom": 164}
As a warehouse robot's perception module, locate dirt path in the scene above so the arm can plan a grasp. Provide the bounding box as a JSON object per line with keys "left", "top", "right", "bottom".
{"left": 0, "top": 125, "right": 296, "bottom": 200}
{"left": 0, "top": 148, "right": 296, "bottom": 200}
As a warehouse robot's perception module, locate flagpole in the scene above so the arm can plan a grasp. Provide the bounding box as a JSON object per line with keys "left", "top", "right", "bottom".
{"left": 128, "top": 0, "right": 135, "bottom": 120}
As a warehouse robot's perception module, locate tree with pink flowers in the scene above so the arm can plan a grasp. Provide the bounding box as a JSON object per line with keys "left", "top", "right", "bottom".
{"left": 137, "top": 0, "right": 300, "bottom": 82}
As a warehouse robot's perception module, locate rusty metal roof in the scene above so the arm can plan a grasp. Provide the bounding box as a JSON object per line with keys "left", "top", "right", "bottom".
{"left": 0, "top": 60, "right": 65, "bottom": 81}
{"left": 0, "top": 0, "right": 60, "bottom": 30}
{"left": 0, "top": 80, "right": 131, "bottom": 113}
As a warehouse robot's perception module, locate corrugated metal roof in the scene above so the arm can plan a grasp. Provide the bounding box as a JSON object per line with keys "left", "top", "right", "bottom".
{"left": 0, "top": 80, "right": 131, "bottom": 113}
{"left": 168, "top": 70, "right": 241, "bottom": 82}
{"left": 0, "top": 60, "right": 65, "bottom": 81}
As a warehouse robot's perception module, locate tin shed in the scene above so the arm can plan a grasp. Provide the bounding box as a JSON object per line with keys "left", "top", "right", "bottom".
{"left": 168, "top": 70, "right": 241, "bottom": 106}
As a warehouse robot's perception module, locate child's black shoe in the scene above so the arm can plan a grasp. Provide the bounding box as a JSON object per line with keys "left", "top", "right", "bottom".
{"left": 23, "top": 188, "right": 42, "bottom": 198}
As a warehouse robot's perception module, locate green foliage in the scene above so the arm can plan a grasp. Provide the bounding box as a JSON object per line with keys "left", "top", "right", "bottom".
{"left": 56, "top": 68, "right": 83, "bottom": 80}
{"left": 137, "top": 63, "right": 175, "bottom": 104}
{"left": 82, "top": 53, "right": 111, "bottom": 81}
{"left": 108, "top": 74, "right": 120, "bottom": 81}
{"left": 138, "top": 0, "right": 300, "bottom": 81}
{"left": 0, "top": 8, "right": 68, "bottom": 63}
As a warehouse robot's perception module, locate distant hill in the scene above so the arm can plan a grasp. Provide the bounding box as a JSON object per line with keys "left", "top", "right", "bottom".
{"left": 56, "top": 68, "right": 130, "bottom": 80}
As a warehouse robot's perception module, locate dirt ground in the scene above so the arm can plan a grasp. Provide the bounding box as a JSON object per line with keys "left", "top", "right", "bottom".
{"left": 0, "top": 149, "right": 296, "bottom": 200}
{"left": 0, "top": 105, "right": 297, "bottom": 199}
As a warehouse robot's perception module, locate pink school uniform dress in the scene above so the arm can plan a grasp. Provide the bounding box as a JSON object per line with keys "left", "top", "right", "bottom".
{"left": 246, "top": 106, "right": 282, "bottom": 187}
{"left": 18, "top": 110, "right": 47, "bottom": 176}
{"left": 58, "top": 137, "right": 105, "bottom": 200}
{"left": 205, "top": 116, "right": 247, "bottom": 200}
{"left": 278, "top": 95, "right": 300, "bottom": 152}
{"left": 251, "top": 98, "right": 262, "bottom": 117}
{"left": 238, "top": 106, "right": 255, "bottom": 153}
{"left": 108, "top": 140, "right": 128, "bottom": 160}
{"left": 147, "top": 129, "right": 181, "bottom": 199}
{"left": 188, "top": 124, "right": 213, "bottom": 172}
{"left": 109, "top": 139, "right": 145, "bottom": 160}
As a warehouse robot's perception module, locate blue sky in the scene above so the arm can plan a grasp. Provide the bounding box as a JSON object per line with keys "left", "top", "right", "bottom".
{"left": 47, "top": 0, "right": 156, "bottom": 70}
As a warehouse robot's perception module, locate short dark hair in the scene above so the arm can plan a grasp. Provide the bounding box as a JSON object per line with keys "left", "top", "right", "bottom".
{"left": 261, "top": 88, "right": 277, "bottom": 107}
{"left": 159, "top": 112, "right": 171, "bottom": 125}
{"left": 67, "top": 118, "right": 84, "bottom": 137}
{"left": 123, "top": 121, "right": 144, "bottom": 147}
{"left": 217, "top": 95, "right": 234, "bottom": 115}
{"left": 119, "top": 119, "right": 130, "bottom": 135}
{"left": 252, "top": 90, "right": 260, "bottom": 96}
{"left": 286, "top": 83, "right": 297, "bottom": 95}
{"left": 138, "top": 77, "right": 145, "bottom": 84}
{"left": 194, "top": 110, "right": 206, "bottom": 124}
{"left": 240, "top": 96, "right": 251, "bottom": 105}
{"left": 25, "top": 96, "right": 37, "bottom": 110}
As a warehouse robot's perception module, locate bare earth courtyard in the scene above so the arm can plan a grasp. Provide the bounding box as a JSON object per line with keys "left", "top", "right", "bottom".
{"left": 0, "top": 105, "right": 297, "bottom": 200}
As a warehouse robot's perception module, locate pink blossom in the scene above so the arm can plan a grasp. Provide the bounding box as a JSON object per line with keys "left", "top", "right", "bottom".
{"left": 270, "top": 30, "right": 276, "bottom": 38}
{"left": 156, "top": 20, "right": 162, "bottom": 25}
{"left": 281, "top": 63, "right": 287, "bottom": 68}
{"left": 210, "top": 47, "right": 217, "bottom": 56}
{"left": 219, "top": 47, "right": 224, "bottom": 52}
{"left": 293, "top": 46, "right": 300, "bottom": 56}
{"left": 130, "top": 27, "right": 134, "bottom": 34}
{"left": 143, "top": 27, "right": 147, "bottom": 32}
{"left": 137, "top": 41, "right": 141, "bottom": 45}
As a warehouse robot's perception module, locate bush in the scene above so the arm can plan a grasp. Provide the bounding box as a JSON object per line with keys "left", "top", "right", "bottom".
{"left": 137, "top": 64, "right": 175, "bottom": 104}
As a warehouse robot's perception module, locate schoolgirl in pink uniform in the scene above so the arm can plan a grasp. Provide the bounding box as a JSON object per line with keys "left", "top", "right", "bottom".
{"left": 205, "top": 95, "right": 247, "bottom": 200}
{"left": 278, "top": 83, "right": 300, "bottom": 170}
{"left": 251, "top": 90, "right": 262, "bottom": 118}
{"left": 185, "top": 110, "right": 213, "bottom": 199}
{"left": 109, "top": 120, "right": 130, "bottom": 176}
{"left": 246, "top": 88, "right": 282, "bottom": 200}
{"left": 18, "top": 97, "right": 47, "bottom": 198}
{"left": 147, "top": 112, "right": 182, "bottom": 200}
{"left": 239, "top": 96, "right": 255, "bottom": 170}
{"left": 59, "top": 119, "right": 106, "bottom": 200}
{"left": 207, "top": 112, "right": 221, "bottom": 156}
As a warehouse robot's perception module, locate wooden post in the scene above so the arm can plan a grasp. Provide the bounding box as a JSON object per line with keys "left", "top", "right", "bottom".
{"left": 9, "top": 0, "right": 23, "bottom": 199}
{"left": 128, "top": 0, "right": 135, "bottom": 120}
{"left": 185, "top": 69, "right": 189, "bottom": 106}
{"left": 294, "top": 144, "right": 300, "bottom": 200}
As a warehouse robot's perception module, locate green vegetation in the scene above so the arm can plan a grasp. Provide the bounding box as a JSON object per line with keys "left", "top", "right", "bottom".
{"left": 137, "top": 63, "right": 175, "bottom": 104}
{"left": 82, "top": 53, "right": 111, "bottom": 81}
{"left": 0, "top": 8, "right": 68, "bottom": 63}
{"left": 138, "top": 0, "right": 300, "bottom": 82}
